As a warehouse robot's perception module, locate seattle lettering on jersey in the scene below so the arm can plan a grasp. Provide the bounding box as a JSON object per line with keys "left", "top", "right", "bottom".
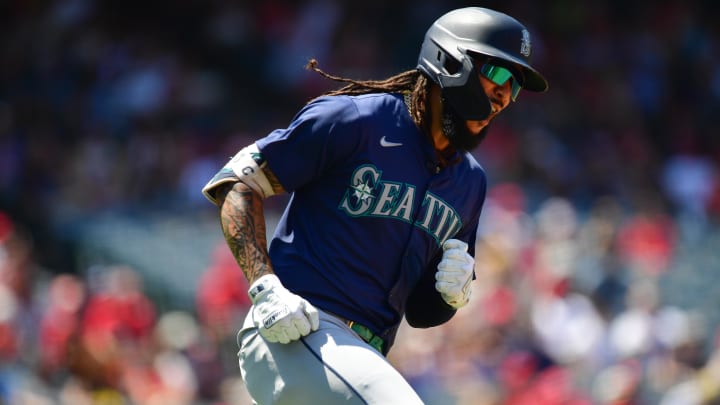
{"left": 338, "top": 164, "right": 462, "bottom": 245}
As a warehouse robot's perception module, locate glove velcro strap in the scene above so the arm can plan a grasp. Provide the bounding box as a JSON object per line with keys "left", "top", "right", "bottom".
{"left": 348, "top": 321, "right": 385, "bottom": 354}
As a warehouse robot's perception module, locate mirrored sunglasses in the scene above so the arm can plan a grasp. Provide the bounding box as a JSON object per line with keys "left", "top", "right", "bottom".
{"left": 480, "top": 64, "right": 522, "bottom": 101}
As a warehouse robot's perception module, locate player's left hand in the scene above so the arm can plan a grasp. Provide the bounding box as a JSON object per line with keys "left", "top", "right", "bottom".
{"left": 435, "top": 239, "right": 474, "bottom": 309}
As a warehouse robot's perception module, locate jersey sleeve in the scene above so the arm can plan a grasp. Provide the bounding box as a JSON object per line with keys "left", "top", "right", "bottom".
{"left": 255, "top": 96, "right": 362, "bottom": 192}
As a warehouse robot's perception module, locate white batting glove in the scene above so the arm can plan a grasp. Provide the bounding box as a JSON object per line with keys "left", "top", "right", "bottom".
{"left": 248, "top": 274, "right": 320, "bottom": 344}
{"left": 435, "top": 239, "right": 474, "bottom": 309}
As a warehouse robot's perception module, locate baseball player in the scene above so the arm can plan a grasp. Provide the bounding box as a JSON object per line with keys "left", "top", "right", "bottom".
{"left": 202, "top": 7, "right": 548, "bottom": 404}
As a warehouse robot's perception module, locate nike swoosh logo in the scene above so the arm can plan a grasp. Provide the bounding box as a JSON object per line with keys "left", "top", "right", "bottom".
{"left": 380, "top": 136, "right": 403, "bottom": 147}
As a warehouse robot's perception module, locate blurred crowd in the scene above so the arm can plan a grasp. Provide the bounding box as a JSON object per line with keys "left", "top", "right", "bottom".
{"left": 0, "top": 212, "right": 253, "bottom": 404}
{"left": 1, "top": 0, "right": 720, "bottom": 404}
{"left": 389, "top": 188, "right": 720, "bottom": 404}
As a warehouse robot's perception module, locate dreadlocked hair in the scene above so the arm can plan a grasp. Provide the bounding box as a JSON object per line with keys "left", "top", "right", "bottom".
{"left": 306, "top": 59, "right": 430, "bottom": 134}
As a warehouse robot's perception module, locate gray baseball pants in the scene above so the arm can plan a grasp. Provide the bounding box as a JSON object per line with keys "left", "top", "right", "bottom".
{"left": 237, "top": 309, "right": 424, "bottom": 404}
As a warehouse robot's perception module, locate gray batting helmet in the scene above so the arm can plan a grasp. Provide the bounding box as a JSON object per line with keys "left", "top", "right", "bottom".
{"left": 417, "top": 7, "right": 548, "bottom": 120}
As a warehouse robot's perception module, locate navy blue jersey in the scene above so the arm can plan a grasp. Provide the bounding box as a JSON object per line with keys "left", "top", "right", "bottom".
{"left": 255, "top": 93, "right": 487, "bottom": 347}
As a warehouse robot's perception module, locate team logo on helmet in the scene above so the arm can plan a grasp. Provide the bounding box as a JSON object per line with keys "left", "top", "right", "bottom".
{"left": 520, "top": 29, "right": 531, "bottom": 57}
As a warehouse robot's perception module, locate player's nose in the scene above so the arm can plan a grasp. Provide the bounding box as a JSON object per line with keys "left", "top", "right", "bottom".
{"left": 492, "top": 81, "right": 512, "bottom": 109}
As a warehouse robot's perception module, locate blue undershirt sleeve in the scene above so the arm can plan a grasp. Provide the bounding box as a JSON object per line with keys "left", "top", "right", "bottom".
{"left": 404, "top": 253, "right": 456, "bottom": 328}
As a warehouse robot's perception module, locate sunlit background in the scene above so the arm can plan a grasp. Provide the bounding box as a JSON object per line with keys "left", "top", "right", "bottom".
{"left": 1, "top": 0, "right": 720, "bottom": 404}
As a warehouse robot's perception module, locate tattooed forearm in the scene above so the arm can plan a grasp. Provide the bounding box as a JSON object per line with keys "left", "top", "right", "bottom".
{"left": 262, "top": 163, "right": 286, "bottom": 195}
{"left": 217, "top": 182, "right": 272, "bottom": 285}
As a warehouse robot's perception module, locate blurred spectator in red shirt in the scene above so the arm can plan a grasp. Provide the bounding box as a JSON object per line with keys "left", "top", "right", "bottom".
{"left": 72, "top": 265, "right": 156, "bottom": 390}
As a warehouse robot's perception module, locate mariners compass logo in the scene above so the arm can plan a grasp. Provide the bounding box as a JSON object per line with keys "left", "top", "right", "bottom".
{"left": 520, "top": 29, "right": 531, "bottom": 57}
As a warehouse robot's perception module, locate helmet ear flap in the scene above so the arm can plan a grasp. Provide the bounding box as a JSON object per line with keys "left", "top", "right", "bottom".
{"left": 417, "top": 40, "right": 492, "bottom": 122}
{"left": 427, "top": 46, "right": 461, "bottom": 76}
{"left": 436, "top": 55, "right": 491, "bottom": 121}
{"left": 441, "top": 53, "right": 461, "bottom": 75}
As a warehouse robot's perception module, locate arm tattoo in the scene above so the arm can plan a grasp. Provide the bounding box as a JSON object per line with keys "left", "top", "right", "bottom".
{"left": 217, "top": 182, "right": 272, "bottom": 285}
{"left": 263, "top": 164, "right": 286, "bottom": 195}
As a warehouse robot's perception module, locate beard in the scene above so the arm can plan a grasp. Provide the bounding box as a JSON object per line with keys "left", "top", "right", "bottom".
{"left": 441, "top": 98, "right": 489, "bottom": 152}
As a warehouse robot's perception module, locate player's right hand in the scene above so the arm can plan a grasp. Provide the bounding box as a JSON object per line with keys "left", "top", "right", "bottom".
{"left": 247, "top": 274, "right": 320, "bottom": 344}
{"left": 435, "top": 239, "right": 474, "bottom": 309}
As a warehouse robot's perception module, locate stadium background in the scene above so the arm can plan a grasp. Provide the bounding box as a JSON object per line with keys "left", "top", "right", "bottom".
{"left": 1, "top": 0, "right": 720, "bottom": 404}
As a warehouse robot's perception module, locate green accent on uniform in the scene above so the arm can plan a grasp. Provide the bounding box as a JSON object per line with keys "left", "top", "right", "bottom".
{"left": 349, "top": 322, "right": 385, "bottom": 354}
{"left": 208, "top": 168, "right": 235, "bottom": 182}
{"left": 250, "top": 152, "right": 265, "bottom": 164}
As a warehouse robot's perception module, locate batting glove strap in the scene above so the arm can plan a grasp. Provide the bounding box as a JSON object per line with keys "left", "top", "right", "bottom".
{"left": 248, "top": 274, "right": 320, "bottom": 344}
{"left": 435, "top": 239, "right": 474, "bottom": 309}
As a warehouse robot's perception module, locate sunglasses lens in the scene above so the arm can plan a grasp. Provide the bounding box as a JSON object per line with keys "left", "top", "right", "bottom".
{"left": 480, "top": 64, "right": 521, "bottom": 101}
{"left": 511, "top": 81, "right": 521, "bottom": 101}
{"left": 480, "top": 64, "right": 513, "bottom": 85}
